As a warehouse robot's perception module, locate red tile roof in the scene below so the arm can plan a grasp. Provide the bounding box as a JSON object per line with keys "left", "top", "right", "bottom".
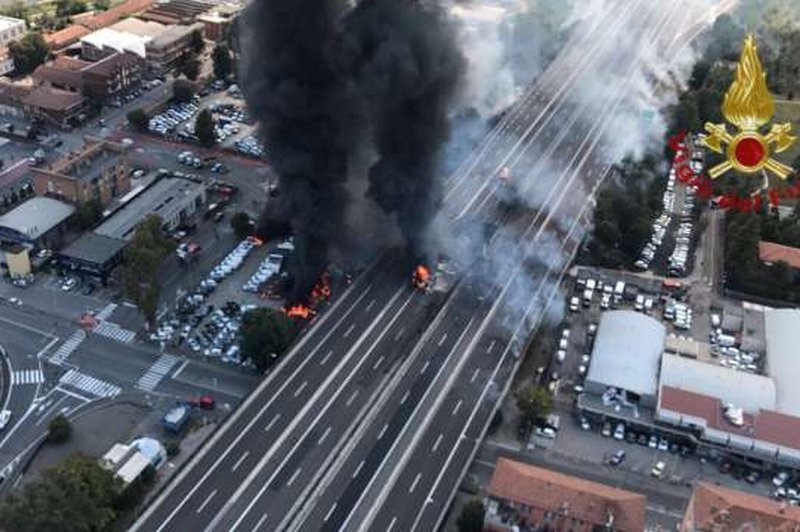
{"left": 489, "top": 458, "right": 647, "bottom": 532}
{"left": 759, "top": 241, "right": 800, "bottom": 269}
{"left": 44, "top": 25, "right": 91, "bottom": 50}
{"left": 22, "top": 86, "right": 85, "bottom": 111}
{"left": 81, "top": 0, "right": 155, "bottom": 30}
{"left": 683, "top": 482, "right": 800, "bottom": 531}
{"left": 660, "top": 385, "right": 800, "bottom": 451}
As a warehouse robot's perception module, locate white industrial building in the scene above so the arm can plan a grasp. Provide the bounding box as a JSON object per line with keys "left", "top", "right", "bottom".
{"left": 0, "top": 16, "right": 25, "bottom": 48}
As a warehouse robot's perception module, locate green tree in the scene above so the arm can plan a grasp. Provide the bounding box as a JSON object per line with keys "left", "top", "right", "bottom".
{"left": 127, "top": 108, "right": 148, "bottom": 132}
{"left": 212, "top": 43, "right": 231, "bottom": 79}
{"left": 93, "top": 0, "right": 110, "bottom": 10}
{"left": 55, "top": 0, "right": 87, "bottom": 17}
{"left": 72, "top": 198, "right": 103, "bottom": 230}
{"left": 47, "top": 414, "right": 72, "bottom": 443}
{"left": 8, "top": 32, "right": 50, "bottom": 75}
{"left": 240, "top": 308, "right": 297, "bottom": 371}
{"left": 0, "top": 454, "right": 122, "bottom": 531}
{"left": 190, "top": 29, "right": 205, "bottom": 54}
{"left": 230, "top": 211, "right": 252, "bottom": 239}
{"left": 516, "top": 385, "right": 553, "bottom": 436}
{"left": 194, "top": 109, "right": 215, "bottom": 147}
{"left": 456, "top": 499, "right": 485, "bottom": 532}
{"left": 172, "top": 79, "right": 195, "bottom": 103}
{"left": 123, "top": 215, "right": 173, "bottom": 324}
{"left": 179, "top": 54, "right": 200, "bottom": 81}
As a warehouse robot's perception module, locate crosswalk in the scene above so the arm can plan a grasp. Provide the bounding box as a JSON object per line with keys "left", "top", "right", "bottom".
{"left": 93, "top": 321, "right": 136, "bottom": 344}
{"left": 11, "top": 369, "right": 44, "bottom": 385}
{"left": 137, "top": 354, "right": 180, "bottom": 392}
{"left": 50, "top": 330, "right": 86, "bottom": 365}
{"left": 59, "top": 369, "right": 121, "bottom": 399}
{"left": 95, "top": 303, "right": 118, "bottom": 321}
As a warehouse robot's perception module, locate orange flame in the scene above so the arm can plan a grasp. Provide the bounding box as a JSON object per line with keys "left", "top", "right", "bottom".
{"left": 311, "top": 272, "right": 332, "bottom": 302}
{"left": 413, "top": 265, "right": 431, "bottom": 290}
{"left": 284, "top": 304, "right": 315, "bottom": 319}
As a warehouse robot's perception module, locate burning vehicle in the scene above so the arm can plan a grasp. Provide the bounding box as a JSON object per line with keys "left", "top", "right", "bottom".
{"left": 494, "top": 165, "right": 521, "bottom": 208}
{"left": 412, "top": 260, "right": 457, "bottom": 294}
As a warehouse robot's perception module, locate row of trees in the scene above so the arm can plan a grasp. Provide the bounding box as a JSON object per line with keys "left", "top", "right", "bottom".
{"left": 8, "top": 32, "right": 49, "bottom": 76}
{"left": 123, "top": 215, "right": 174, "bottom": 325}
{"left": 0, "top": 454, "right": 155, "bottom": 531}
{"left": 582, "top": 154, "right": 665, "bottom": 268}
{"left": 239, "top": 308, "right": 297, "bottom": 372}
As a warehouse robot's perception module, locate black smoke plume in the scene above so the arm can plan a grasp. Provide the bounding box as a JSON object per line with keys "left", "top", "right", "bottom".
{"left": 241, "top": 0, "right": 464, "bottom": 299}
{"left": 240, "top": 0, "right": 354, "bottom": 298}
{"left": 340, "top": 0, "right": 465, "bottom": 259}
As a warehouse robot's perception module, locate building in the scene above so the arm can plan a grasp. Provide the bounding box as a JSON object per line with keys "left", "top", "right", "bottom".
{"left": 583, "top": 310, "right": 666, "bottom": 408}
{"left": 579, "top": 308, "right": 800, "bottom": 468}
{"left": 32, "top": 139, "right": 131, "bottom": 206}
{"left": 484, "top": 458, "right": 647, "bottom": 532}
{"left": 80, "top": 0, "right": 155, "bottom": 31}
{"left": 0, "top": 48, "right": 14, "bottom": 77}
{"left": 2, "top": 243, "right": 30, "bottom": 278}
{"left": 759, "top": 240, "right": 800, "bottom": 270}
{"left": 94, "top": 175, "right": 204, "bottom": 240}
{"left": 196, "top": 3, "right": 240, "bottom": 42}
{"left": 681, "top": 482, "right": 800, "bottom": 531}
{"left": 21, "top": 85, "right": 86, "bottom": 127}
{"left": 138, "top": 0, "right": 214, "bottom": 25}
{"left": 82, "top": 51, "right": 145, "bottom": 102}
{"left": 0, "top": 16, "right": 25, "bottom": 48}
{"left": 80, "top": 27, "right": 150, "bottom": 61}
{"left": 145, "top": 22, "right": 204, "bottom": 74}
{"left": 0, "top": 196, "right": 74, "bottom": 247}
{"left": 58, "top": 232, "right": 127, "bottom": 282}
{"left": 33, "top": 56, "right": 89, "bottom": 93}
{"left": 44, "top": 25, "right": 92, "bottom": 53}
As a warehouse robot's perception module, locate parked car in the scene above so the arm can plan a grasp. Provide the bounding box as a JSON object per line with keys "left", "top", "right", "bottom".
{"left": 609, "top": 449, "right": 626, "bottom": 466}
{"left": 651, "top": 461, "right": 666, "bottom": 478}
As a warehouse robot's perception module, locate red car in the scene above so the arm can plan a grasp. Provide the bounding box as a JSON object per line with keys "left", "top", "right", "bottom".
{"left": 188, "top": 395, "right": 215, "bottom": 410}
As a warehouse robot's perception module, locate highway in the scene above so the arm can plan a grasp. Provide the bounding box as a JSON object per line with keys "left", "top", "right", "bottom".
{"left": 131, "top": 1, "right": 731, "bottom": 530}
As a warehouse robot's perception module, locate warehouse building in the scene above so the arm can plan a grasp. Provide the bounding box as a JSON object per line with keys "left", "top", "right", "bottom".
{"left": 94, "top": 176, "right": 204, "bottom": 241}
{"left": 58, "top": 232, "right": 127, "bottom": 283}
{"left": 0, "top": 196, "right": 74, "bottom": 248}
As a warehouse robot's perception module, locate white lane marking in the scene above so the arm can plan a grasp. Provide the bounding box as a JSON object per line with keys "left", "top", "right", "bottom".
{"left": 231, "top": 451, "right": 249, "bottom": 472}
{"left": 346, "top": 389, "right": 359, "bottom": 407}
{"left": 353, "top": 460, "right": 365, "bottom": 479}
{"left": 253, "top": 513, "right": 268, "bottom": 531}
{"left": 320, "top": 350, "right": 334, "bottom": 366}
{"left": 343, "top": 324, "right": 355, "bottom": 339}
{"left": 264, "top": 413, "right": 281, "bottom": 432}
{"left": 324, "top": 503, "right": 338, "bottom": 522}
{"left": 317, "top": 426, "right": 331, "bottom": 446}
{"left": 196, "top": 489, "right": 217, "bottom": 514}
{"left": 293, "top": 381, "right": 308, "bottom": 398}
{"left": 452, "top": 399, "right": 463, "bottom": 416}
{"left": 138, "top": 278, "right": 377, "bottom": 532}
{"left": 172, "top": 359, "right": 190, "bottom": 379}
{"left": 387, "top": 517, "right": 398, "bottom": 532}
{"left": 394, "top": 327, "right": 405, "bottom": 341}
{"left": 420, "top": 360, "right": 429, "bottom": 375}
{"left": 487, "top": 340, "right": 496, "bottom": 353}
{"left": 287, "top": 467, "right": 302, "bottom": 487}
{"left": 470, "top": 368, "right": 480, "bottom": 384}
{"left": 372, "top": 356, "right": 384, "bottom": 371}
{"left": 409, "top": 473, "right": 421, "bottom": 494}
{"left": 400, "top": 390, "right": 410, "bottom": 405}
{"left": 432, "top": 433, "right": 443, "bottom": 452}
{"left": 437, "top": 333, "right": 447, "bottom": 347}
{"left": 377, "top": 423, "right": 389, "bottom": 440}
{"left": 365, "top": 299, "right": 376, "bottom": 312}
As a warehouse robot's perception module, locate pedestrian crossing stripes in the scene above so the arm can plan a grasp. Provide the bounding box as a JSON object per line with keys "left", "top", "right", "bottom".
{"left": 50, "top": 330, "right": 86, "bottom": 365}
{"left": 59, "top": 369, "right": 121, "bottom": 399}
{"left": 137, "top": 354, "right": 180, "bottom": 392}
{"left": 93, "top": 321, "right": 136, "bottom": 344}
{"left": 11, "top": 369, "right": 44, "bottom": 385}
{"left": 94, "top": 303, "right": 117, "bottom": 321}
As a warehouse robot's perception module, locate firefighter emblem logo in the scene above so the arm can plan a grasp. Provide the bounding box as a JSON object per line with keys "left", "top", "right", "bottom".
{"left": 702, "top": 35, "right": 795, "bottom": 180}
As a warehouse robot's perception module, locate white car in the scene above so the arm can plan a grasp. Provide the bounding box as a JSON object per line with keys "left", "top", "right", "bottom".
{"left": 535, "top": 426, "right": 556, "bottom": 439}
{"left": 556, "top": 350, "right": 566, "bottom": 363}
{"left": 613, "top": 423, "right": 625, "bottom": 440}
{"left": 0, "top": 410, "right": 11, "bottom": 430}
{"left": 774, "top": 472, "right": 790, "bottom": 487}
{"left": 651, "top": 461, "right": 666, "bottom": 478}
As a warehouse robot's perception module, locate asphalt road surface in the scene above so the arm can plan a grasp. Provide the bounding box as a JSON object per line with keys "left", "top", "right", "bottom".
{"left": 131, "top": 1, "right": 734, "bottom": 530}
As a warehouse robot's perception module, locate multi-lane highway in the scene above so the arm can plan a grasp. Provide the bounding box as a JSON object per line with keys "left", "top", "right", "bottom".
{"left": 132, "top": 1, "right": 732, "bottom": 530}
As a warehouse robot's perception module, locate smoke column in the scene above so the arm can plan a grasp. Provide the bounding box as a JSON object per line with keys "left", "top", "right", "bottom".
{"left": 239, "top": 0, "right": 354, "bottom": 297}
{"left": 339, "top": 0, "right": 465, "bottom": 261}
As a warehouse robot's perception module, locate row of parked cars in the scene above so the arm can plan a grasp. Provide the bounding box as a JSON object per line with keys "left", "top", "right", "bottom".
{"left": 668, "top": 185, "right": 697, "bottom": 277}
{"left": 185, "top": 301, "right": 255, "bottom": 364}
{"left": 635, "top": 168, "right": 678, "bottom": 270}
{"left": 148, "top": 100, "right": 199, "bottom": 136}
{"left": 663, "top": 299, "right": 693, "bottom": 330}
{"left": 242, "top": 250, "right": 286, "bottom": 293}
{"left": 235, "top": 136, "right": 265, "bottom": 158}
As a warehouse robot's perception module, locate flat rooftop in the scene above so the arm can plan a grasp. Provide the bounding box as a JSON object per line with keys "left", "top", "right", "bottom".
{"left": 94, "top": 176, "right": 203, "bottom": 240}
{"left": 0, "top": 16, "right": 24, "bottom": 31}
